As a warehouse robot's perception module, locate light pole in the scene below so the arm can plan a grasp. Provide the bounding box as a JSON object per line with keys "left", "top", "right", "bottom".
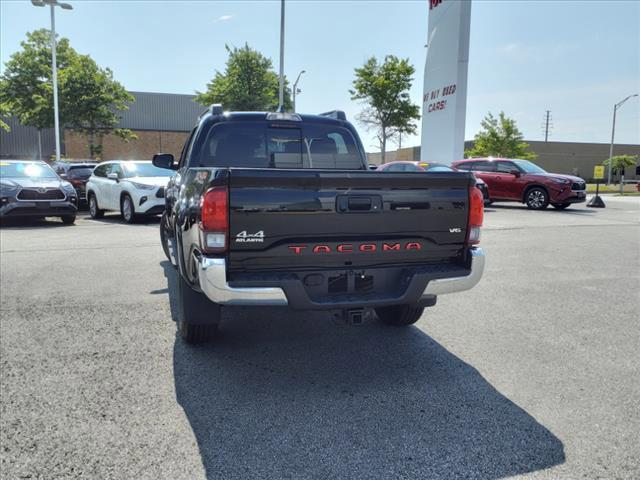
{"left": 292, "top": 70, "right": 305, "bottom": 112}
{"left": 31, "top": 0, "right": 73, "bottom": 163}
{"left": 277, "top": 0, "right": 285, "bottom": 112}
{"left": 607, "top": 93, "right": 638, "bottom": 184}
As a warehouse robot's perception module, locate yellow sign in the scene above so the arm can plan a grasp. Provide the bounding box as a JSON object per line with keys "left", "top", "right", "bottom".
{"left": 593, "top": 165, "right": 605, "bottom": 180}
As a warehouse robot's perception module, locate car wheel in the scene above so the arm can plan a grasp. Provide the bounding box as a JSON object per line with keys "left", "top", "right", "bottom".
{"left": 160, "top": 211, "right": 174, "bottom": 263}
{"left": 375, "top": 304, "right": 424, "bottom": 326}
{"left": 121, "top": 194, "right": 136, "bottom": 223}
{"left": 178, "top": 274, "right": 221, "bottom": 344}
{"left": 525, "top": 187, "right": 549, "bottom": 210}
{"left": 88, "top": 193, "right": 104, "bottom": 219}
{"left": 552, "top": 203, "right": 571, "bottom": 210}
{"left": 61, "top": 215, "right": 76, "bottom": 225}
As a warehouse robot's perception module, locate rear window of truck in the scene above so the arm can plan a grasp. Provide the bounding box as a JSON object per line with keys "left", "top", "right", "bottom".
{"left": 197, "top": 122, "right": 365, "bottom": 170}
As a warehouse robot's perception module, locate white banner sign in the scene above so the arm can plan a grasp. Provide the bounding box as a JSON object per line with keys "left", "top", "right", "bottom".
{"left": 420, "top": 0, "right": 472, "bottom": 165}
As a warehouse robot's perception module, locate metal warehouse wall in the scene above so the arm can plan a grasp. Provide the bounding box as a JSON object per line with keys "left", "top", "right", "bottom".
{"left": 368, "top": 142, "right": 639, "bottom": 181}
{"left": 0, "top": 117, "right": 57, "bottom": 160}
{"left": 0, "top": 91, "right": 204, "bottom": 160}
{"left": 517, "top": 141, "right": 639, "bottom": 181}
{"left": 119, "top": 92, "right": 204, "bottom": 131}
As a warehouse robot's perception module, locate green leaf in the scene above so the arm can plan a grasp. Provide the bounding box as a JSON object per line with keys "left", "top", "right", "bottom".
{"left": 465, "top": 112, "right": 536, "bottom": 160}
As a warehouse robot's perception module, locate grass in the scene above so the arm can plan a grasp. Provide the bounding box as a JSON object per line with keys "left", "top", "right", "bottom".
{"left": 586, "top": 183, "right": 639, "bottom": 194}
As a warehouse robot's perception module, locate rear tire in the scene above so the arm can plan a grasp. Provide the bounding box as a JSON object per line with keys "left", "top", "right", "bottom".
{"left": 178, "top": 274, "right": 221, "bottom": 344}
{"left": 552, "top": 203, "right": 571, "bottom": 210}
{"left": 525, "top": 187, "right": 549, "bottom": 210}
{"left": 88, "top": 193, "right": 104, "bottom": 219}
{"left": 160, "top": 211, "right": 174, "bottom": 263}
{"left": 61, "top": 215, "right": 76, "bottom": 225}
{"left": 375, "top": 304, "right": 424, "bottom": 327}
{"left": 121, "top": 194, "right": 136, "bottom": 224}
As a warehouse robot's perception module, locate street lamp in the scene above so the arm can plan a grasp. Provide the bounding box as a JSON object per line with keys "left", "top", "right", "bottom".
{"left": 292, "top": 70, "right": 305, "bottom": 113}
{"left": 31, "top": 0, "right": 73, "bottom": 163}
{"left": 607, "top": 93, "right": 638, "bottom": 184}
{"left": 277, "top": 0, "right": 285, "bottom": 112}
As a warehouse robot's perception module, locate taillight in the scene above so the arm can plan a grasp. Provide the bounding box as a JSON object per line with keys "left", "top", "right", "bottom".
{"left": 200, "top": 186, "right": 228, "bottom": 252}
{"left": 467, "top": 186, "right": 484, "bottom": 245}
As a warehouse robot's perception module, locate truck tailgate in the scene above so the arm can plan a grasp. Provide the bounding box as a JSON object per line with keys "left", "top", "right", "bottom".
{"left": 227, "top": 169, "right": 473, "bottom": 273}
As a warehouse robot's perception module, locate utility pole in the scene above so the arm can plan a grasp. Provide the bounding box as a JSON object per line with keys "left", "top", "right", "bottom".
{"left": 607, "top": 94, "right": 638, "bottom": 184}
{"left": 31, "top": 0, "right": 73, "bottom": 162}
{"left": 542, "top": 110, "right": 552, "bottom": 142}
{"left": 277, "top": 0, "right": 285, "bottom": 112}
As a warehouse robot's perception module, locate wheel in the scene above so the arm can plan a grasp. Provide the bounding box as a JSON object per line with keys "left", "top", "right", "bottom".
{"left": 88, "top": 193, "right": 104, "bottom": 219}
{"left": 160, "top": 211, "right": 174, "bottom": 263}
{"left": 375, "top": 304, "right": 424, "bottom": 327}
{"left": 178, "top": 274, "right": 221, "bottom": 344}
{"left": 121, "top": 194, "right": 136, "bottom": 223}
{"left": 61, "top": 215, "right": 76, "bottom": 225}
{"left": 525, "top": 187, "right": 549, "bottom": 210}
{"left": 552, "top": 203, "right": 571, "bottom": 210}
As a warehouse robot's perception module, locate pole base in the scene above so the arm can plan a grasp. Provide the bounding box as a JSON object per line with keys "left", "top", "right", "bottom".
{"left": 587, "top": 195, "right": 606, "bottom": 208}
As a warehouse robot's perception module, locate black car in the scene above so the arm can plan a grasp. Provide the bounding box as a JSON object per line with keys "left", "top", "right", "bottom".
{"left": 52, "top": 161, "right": 97, "bottom": 202}
{"left": 0, "top": 160, "right": 78, "bottom": 224}
{"left": 377, "top": 161, "right": 491, "bottom": 204}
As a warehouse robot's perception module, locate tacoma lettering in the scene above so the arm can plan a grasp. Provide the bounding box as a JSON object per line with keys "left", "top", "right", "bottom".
{"left": 288, "top": 242, "right": 423, "bottom": 254}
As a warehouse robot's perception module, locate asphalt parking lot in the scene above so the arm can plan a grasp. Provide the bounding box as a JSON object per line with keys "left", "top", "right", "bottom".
{"left": 1, "top": 197, "right": 639, "bottom": 479}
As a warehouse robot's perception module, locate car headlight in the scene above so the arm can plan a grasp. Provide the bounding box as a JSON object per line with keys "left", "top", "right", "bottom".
{"left": 549, "top": 178, "right": 570, "bottom": 184}
{"left": 61, "top": 182, "right": 76, "bottom": 193}
{"left": 0, "top": 182, "right": 18, "bottom": 193}
{"left": 129, "top": 182, "right": 155, "bottom": 191}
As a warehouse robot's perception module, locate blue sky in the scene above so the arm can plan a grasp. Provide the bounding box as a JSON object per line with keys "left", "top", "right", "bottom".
{"left": 1, "top": 0, "right": 639, "bottom": 151}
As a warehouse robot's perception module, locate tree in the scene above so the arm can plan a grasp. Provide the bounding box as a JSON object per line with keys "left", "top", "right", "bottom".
{"left": 0, "top": 29, "right": 134, "bottom": 159}
{"left": 61, "top": 54, "right": 135, "bottom": 159}
{"left": 465, "top": 112, "right": 536, "bottom": 159}
{"left": 350, "top": 55, "right": 420, "bottom": 163}
{"left": 602, "top": 154, "right": 638, "bottom": 180}
{"left": 0, "top": 103, "right": 9, "bottom": 132}
{"left": 0, "top": 29, "right": 77, "bottom": 148}
{"left": 196, "top": 44, "right": 292, "bottom": 111}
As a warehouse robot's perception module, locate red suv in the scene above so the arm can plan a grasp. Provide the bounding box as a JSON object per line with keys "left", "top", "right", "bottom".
{"left": 452, "top": 158, "right": 587, "bottom": 210}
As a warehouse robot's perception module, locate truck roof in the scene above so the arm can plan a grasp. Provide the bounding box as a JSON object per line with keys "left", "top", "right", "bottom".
{"left": 198, "top": 111, "right": 350, "bottom": 127}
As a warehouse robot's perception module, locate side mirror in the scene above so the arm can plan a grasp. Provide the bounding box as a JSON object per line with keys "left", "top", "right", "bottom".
{"left": 153, "top": 153, "right": 176, "bottom": 170}
{"left": 107, "top": 173, "right": 119, "bottom": 181}
{"left": 510, "top": 169, "right": 521, "bottom": 177}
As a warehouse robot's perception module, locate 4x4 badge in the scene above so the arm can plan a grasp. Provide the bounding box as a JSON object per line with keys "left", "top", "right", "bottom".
{"left": 236, "top": 230, "right": 265, "bottom": 243}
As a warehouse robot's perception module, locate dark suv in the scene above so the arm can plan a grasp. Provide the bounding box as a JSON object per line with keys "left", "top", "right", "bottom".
{"left": 452, "top": 158, "right": 586, "bottom": 210}
{"left": 52, "top": 161, "right": 97, "bottom": 202}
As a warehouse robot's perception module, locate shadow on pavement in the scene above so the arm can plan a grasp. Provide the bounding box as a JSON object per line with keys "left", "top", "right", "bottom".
{"left": 162, "top": 263, "right": 565, "bottom": 479}
{"left": 85, "top": 214, "right": 161, "bottom": 226}
{"left": 489, "top": 204, "right": 596, "bottom": 215}
{"left": 0, "top": 216, "right": 74, "bottom": 229}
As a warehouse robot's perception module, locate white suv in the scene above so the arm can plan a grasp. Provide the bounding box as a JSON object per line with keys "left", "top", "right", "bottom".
{"left": 86, "top": 161, "right": 173, "bottom": 223}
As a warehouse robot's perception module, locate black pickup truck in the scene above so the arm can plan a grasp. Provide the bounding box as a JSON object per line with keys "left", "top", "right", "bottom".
{"left": 153, "top": 106, "right": 485, "bottom": 343}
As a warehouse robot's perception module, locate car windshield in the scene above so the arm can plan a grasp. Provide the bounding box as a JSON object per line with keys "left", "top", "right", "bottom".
{"left": 0, "top": 161, "right": 58, "bottom": 179}
{"left": 121, "top": 162, "right": 173, "bottom": 178}
{"left": 512, "top": 160, "right": 547, "bottom": 174}
{"left": 67, "top": 167, "right": 94, "bottom": 179}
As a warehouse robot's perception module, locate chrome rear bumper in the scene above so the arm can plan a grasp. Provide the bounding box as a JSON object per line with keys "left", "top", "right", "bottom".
{"left": 198, "top": 257, "right": 288, "bottom": 306}
{"left": 421, "top": 247, "right": 485, "bottom": 296}
{"left": 197, "top": 247, "right": 485, "bottom": 307}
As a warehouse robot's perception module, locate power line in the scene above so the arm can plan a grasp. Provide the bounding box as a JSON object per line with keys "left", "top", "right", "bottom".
{"left": 541, "top": 110, "right": 553, "bottom": 142}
